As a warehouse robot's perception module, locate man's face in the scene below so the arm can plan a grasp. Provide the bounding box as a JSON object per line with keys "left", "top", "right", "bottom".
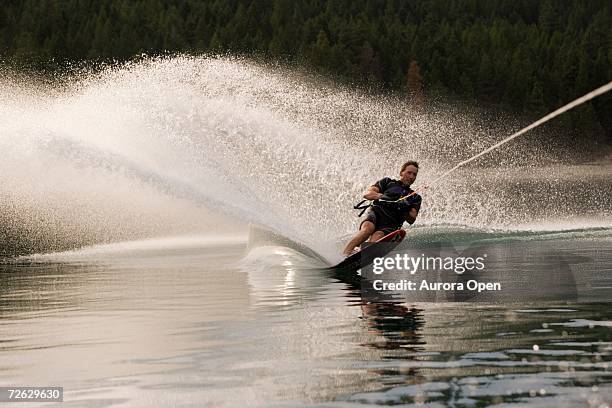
{"left": 399, "top": 165, "right": 418, "bottom": 185}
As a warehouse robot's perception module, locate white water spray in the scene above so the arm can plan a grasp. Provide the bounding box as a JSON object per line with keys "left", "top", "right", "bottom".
{"left": 0, "top": 56, "right": 610, "bottom": 258}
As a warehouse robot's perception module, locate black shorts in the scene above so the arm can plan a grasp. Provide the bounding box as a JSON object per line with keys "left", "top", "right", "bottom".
{"left": 359, "top": 206, "right": 402, "bottom": 235}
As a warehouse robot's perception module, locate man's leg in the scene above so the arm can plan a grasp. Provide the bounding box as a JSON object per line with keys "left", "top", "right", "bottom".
{"left": 368, "top": 230, "right": 386, "bottom": 242}
{"left": 342, "top": 221, "right": 375, "bottom": 256}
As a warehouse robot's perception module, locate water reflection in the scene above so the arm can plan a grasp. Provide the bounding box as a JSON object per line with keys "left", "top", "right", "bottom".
{"left": 0, "top": 238, "right": 609, "bottom": 407}
{"left": 329, "top": 241, "right": 611, "bottom": 407}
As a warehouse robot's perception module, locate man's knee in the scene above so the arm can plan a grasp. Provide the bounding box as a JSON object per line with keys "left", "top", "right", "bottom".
{"left": 359, "top": 221, "right": 375, "bottom": 235}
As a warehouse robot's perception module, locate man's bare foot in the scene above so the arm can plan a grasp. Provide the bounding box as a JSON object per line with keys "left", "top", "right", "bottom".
{"left": 342, "top": 247, "right": 360, "bottom": 257}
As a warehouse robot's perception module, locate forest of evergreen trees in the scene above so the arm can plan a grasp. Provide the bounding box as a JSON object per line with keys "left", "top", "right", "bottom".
{"left": 1, "top": 0, "right": 610, "bottom": 141}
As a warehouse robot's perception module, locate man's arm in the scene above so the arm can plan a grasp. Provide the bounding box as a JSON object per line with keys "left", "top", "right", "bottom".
{"left": 405, "top": 208, "right": 419, "bottom": 225}
{"left": 363, "top": 186, "right": 383, "bottom": 201}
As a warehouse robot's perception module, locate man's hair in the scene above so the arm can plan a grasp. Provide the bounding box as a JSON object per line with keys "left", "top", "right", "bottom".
{"left": 400, "top": 161, "right": 419, "bottom": 172}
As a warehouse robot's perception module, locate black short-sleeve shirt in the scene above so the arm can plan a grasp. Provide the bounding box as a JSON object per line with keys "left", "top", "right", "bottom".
{"left": 372, "top": 177, "right": 422, "bottom": 224}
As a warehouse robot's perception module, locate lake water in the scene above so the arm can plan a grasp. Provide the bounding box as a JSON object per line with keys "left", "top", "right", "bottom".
{"left": 1, "top": 57, "right": 611, "bottom": 407}
{"left": 1, "top": 230, "right": 610, "bottom": 407}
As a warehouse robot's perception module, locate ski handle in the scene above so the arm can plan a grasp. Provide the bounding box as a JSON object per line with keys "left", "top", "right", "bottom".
{"left": 353, "top": 184, "right": 429, "bottom": 216}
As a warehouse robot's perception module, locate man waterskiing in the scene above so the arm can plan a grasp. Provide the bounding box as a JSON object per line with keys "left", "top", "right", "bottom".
{"left": 342, "top": 161, "right": 422, "bottom": 257}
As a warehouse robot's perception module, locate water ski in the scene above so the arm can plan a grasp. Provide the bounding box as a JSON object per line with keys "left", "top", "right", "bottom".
{"left": 332, "top": 229, "right": 406, "bottom": 272}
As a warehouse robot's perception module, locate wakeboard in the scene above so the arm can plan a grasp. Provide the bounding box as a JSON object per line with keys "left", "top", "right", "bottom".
{"left": 332, "top": 229, "right": 406, "bottom": 272}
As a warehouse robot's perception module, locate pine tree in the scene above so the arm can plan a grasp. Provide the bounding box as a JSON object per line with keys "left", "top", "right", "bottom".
{"left": 406, "top": 60, "right": 424, "bottom": 106}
